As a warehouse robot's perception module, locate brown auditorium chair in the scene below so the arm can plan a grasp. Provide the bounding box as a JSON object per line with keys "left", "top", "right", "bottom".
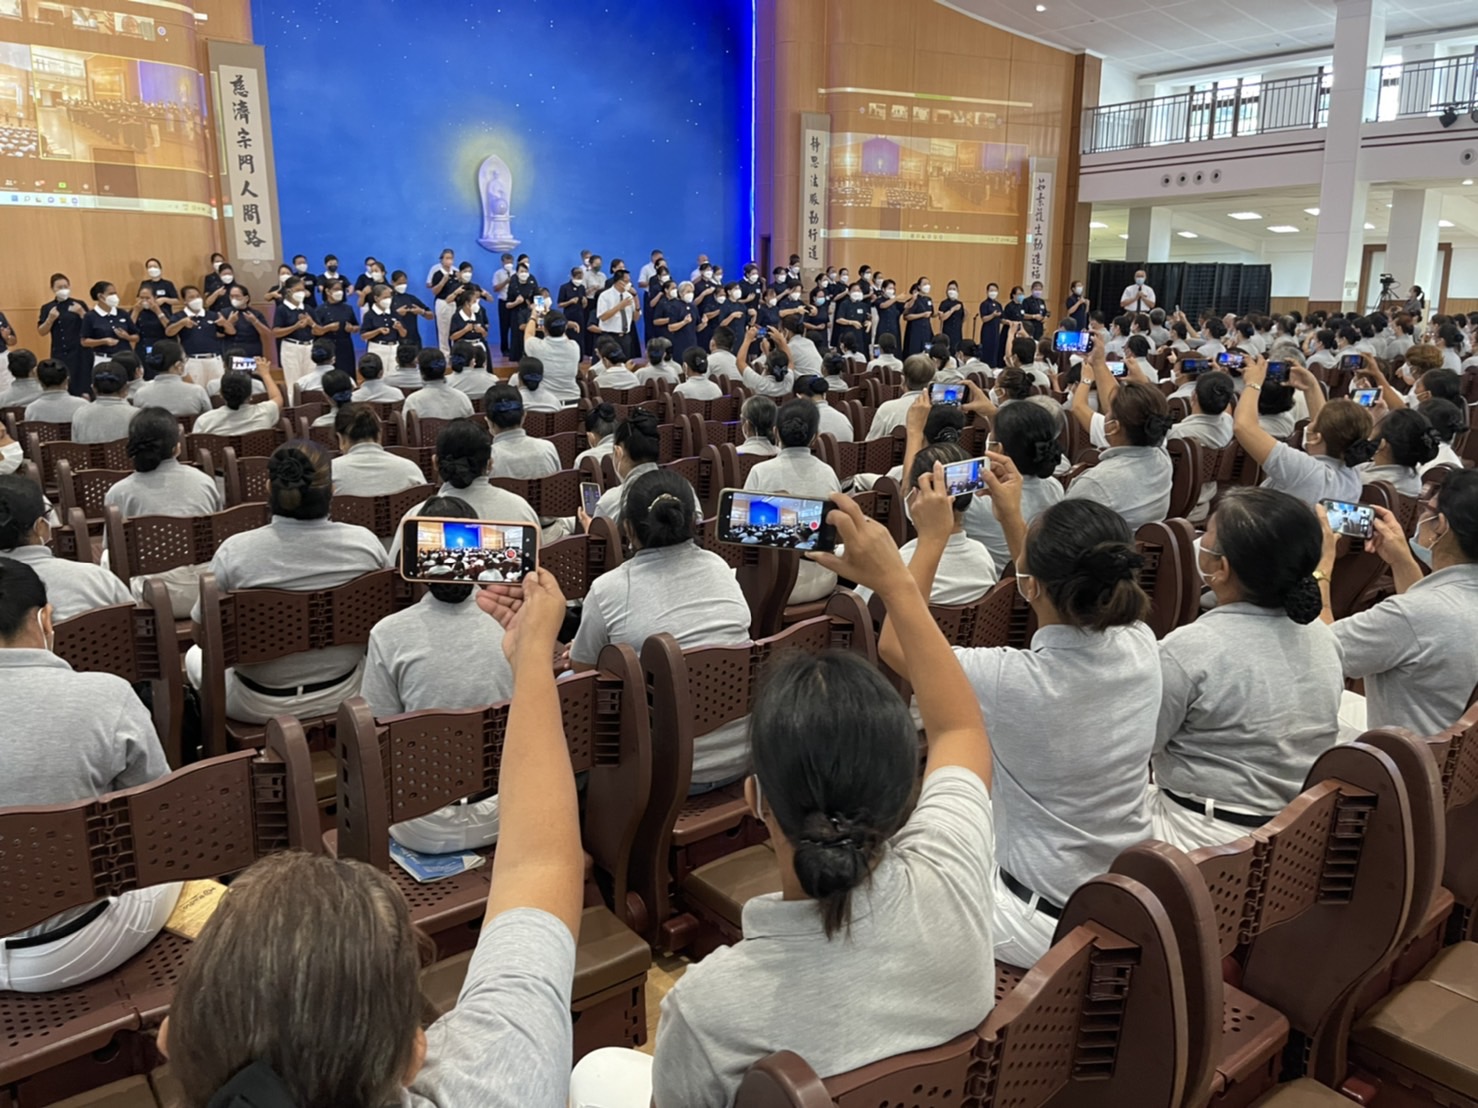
{"left": 700, "top": 418, "right": 746, "bottom": 451}
{"left": 597, "top": 383, "right": 657, "bottom": 406}
{"left": 0, "top": 404, "right": 23, "bottom": 435}
{"left": 1166, "top": 437, "right": 1202, "bottom": 521}
{"left": 490, "top": 467, "right": 583, "bottom": 519}
{"left": 931, "top": 574, "right": 1040, "bottom": 650}
{"left": 636, "top": 593, "right": 876, "bottom": 956}
{"left": 104, "top": 501, "right": 268, "bottom": 597}
{"left": 295, "top": 386, "right": 327, "bottom": 408}
{"left": 815, "top": 434, "right": 898, "bottom": 487}
{"left": 26, "top": 435, "right": 129, "bottom": 495}
{"left": 46, "top": 505, "right": 95, "bottom": 564}
{"left": 710, "top": 441, "right": 766, "bottom": 491}
{"left": 1202, "top": 440, "right": 1263, "bottom": 512}
{"left": 317, "top": 648, "right": 652, "bottom": 1059}
{"left": 195, "top": 568, "right": 415, "bottom": 798}
{"left": 1326, "top": 481, "right": 1397, "bottom": 620}
{"left": 222, "top": 446, "right": 271, "bottom": 505}
{"left": 16, "top": 420, "right": 69, "bottom": 453}
{"left": 56, "top": 458, "right": 130, "bottom": 536}
{"left": 405, "top": 411, "right": 457, "bottom": 448}
{"left": 0, "top": 743, "right": 317, "bottom": 1106}
{"left": 186, "top": 426, "right": 287, "bottom": 475}
{"left": 695, "top": 514, "right": 777, "bottom": 639}
{"left": 329, "top": 483, "right": 439, "bottom": 540}
{"left": 733, "top": 872, "right": 1191, "bottom": 1108}
{"left": 1135, "top": 519, "right": 1197, "bottom": 638}
{"left": 523, "top": 407, "right": 583, "bottom": 437}
{"left": 387, "top": 442, "right": 438, "bottom": 482}
{"left": 277, "top": 401, "right": 325, "bottom": 430}
{"left": 583, "top": 397, "right": 667, "bottom": 426}
{"left": 51, "top": 578, "right": 184, "bottom": 765}
{"left": 1169, "top": 395, "right": 1193, "bottom": 423}
{"left": 674, "top": 393, "right": 741, "bottom": 424}
{"left": 541, "top": 520, "right": 624, "bottom": 600}
{"left": 297, "top": 414, "right": 341, "bottom": 454}
{"left": 361, "top": 401, "right": 404, "bottom": 446}
{"left": 548, "top": 429, "right": 588, "bottom": 469}
{"left": 661, "top": 447, "right": 726, "bottom": 518}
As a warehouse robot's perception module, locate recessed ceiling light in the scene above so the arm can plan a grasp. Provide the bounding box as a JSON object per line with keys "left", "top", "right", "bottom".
{"left": 1386, "top": 203, "right": 1393, "bottom": 208}
{"left": 1118, "top": 234, "right": 1129, "bottom": 240}
{"left": 1303, "top": 207, "right": 1320, "bottom": 216}
{"left": 1465, "top": 179, "right": 1475, "bottom": 186}
{"left": 1267, "top": 225, "right": 1300, "bottom": 233}
{"left": 1089, "top": 221, "right": 1108, "bottom": 229}
{"left": 1227, "top": 212, "right": 1262, "bottom": 220}
{"left": 1177, "top": 231, "right": 1199, "bottom": 238}
{"left": 1364, "top": 222, "right": 1376, "bottom": 230}
{"left": 1034, "top": 3, "right": 1046, "bottom": 10}
{"left": 1438, "top": 219, "right": 1455, "bottom": 228}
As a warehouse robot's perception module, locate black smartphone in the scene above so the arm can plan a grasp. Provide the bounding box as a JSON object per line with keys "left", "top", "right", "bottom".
{"left": 1341, "top": 353, "right": 1364, "bottom": 370}
{"left": 1353, "top": 387, "right": 1380, "bottom": 408}
{"left": 930, "top": 382, "right": 965, "bottom": 406}
{"left": 941, "top": 456, "right": 989, "bottom": 497}
{"left": 1053, "top": 330, "right": 1092, "bottom": 354}
{"left": 399, "top": 517, "right": 539, "bottom": 585}
{"left": 1217, "top": 351, "right": 1246, "bottom": 370}
{"left": 1179, "top": 357, "right": 1209, "bottom": 376}
{"left": 1266, "top": 361, "right": 1290, "bottom": 383}
{"left": 717, "top": 490, "right": 838, "bottom": 553}
{"left": 1321, "top": 499, "right": 1374, "bottom": 540}
{"left": 580, "top": 481, "right": 602, "bottom": 518}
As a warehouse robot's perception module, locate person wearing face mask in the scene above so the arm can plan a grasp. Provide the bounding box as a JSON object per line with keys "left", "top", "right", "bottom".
{"left": 138, "top": 257, "right": 179, "bottom": 309}
{"left": 1065, "top": 280, "right": 1089, "bottom": 331}
{"left": 1000, "top": 285, "right": 1027, "bottom": 353}
{"left": 505, "top": 260, "right": 538, "bottom": 361}
{"left": 737, "top": 263, "right": 763, "bottom": 310}
{"left": 0, "top": 558, "right": 179, "bottom": 994}
{"left": 490, "top": 252, "right": 516, "bottom": 357}
{"left": 202, "top": 261, "right": 235, "bottom": 311}
{"left": 271, "top": 277, "right": 318, "bottom": 392}
{"left": 937, "top": 281, "right": 965, "bottom": 352}
{"left": 448, "top": 288, "right": 491, "bottom": 354}
{"left": 1120, "top": 269, "right": 1156, "bottom": 313}
{"left": 901, "top": 278, "right": 935, "bottom": 358}
{"left": 652, "top": 281, "right": 698, "bottom": 357}
{"left": 778, "top": 282, "right": 808, "bottom": 330}
{"left": 216, "top": 283, "right": 271, "bottom": 367}
{"left": 976, "top": 283, "right": 1004, "bottom": 368}
{"left": 1021, "top": 283, "right": 1047, "bottom": 341}
{"left": 1, "top": 473, "right": 132, "bottom": 620}
{"left": 163, "top": 284, "right": 226, "bottom": 386}
{"left": 317, "top": 254, "right": 343, "bottom": 300}
{"left": 1065, "top": 350, "right": 1175, "bottom": 528}
{"left": 360, "top": 283, "right": 407, "bottom": 380}
{"left": 427, "top": 247, "right": 460, "bottom": 354}
{"left": 312, "top": 278, "right": 360, "bottom": 376}
{"left": 388, "top": 269, "right": 432, "bottom": 352}
{"left": 130, "top": 282, "right": 172, "bottom": 362}
{"left": 716, "top": 283, "right": 752, "bottom": 340}
{"left": 266, "top": 263, "right": 294, "bottom": 305}
{"left": 642, "top": 265, "right": 671, "bottom": 353}
{"left": 1317, "top": 468, "right": 1478, "bottom": 738}
{"left": 78, "top": 281, "right": 138, "bottom": 395}
{"left": 202, "top": 252, "right": 227, "bottom": 296}
{"left": 353, "top": 257, "right": 385, "bottom": 307}
{"left": 288, "top": 254, "right": 319, "bottom": 307}
{"left": 869, "top": 279, "right": 901, "bottom": 353}
{"left": 1357, "top": 408, "right": 1442, "bottom": 497}
{"left": 638, "top": 248, "right": 665, "bottom": 291}
{"left": 557, "top": 266, "right": 589, "bottom": 355}
{"left": 695, "top": 276, "right": 723, "bottom": 353}
{"left": 831, "top": 281, "right": 870, "bottom": 350}
{"left": 1152, "top": 489, "right": 1342, "bottom": 851}
{"left": 804, "top": 284, "right": 831, "bottom": 347}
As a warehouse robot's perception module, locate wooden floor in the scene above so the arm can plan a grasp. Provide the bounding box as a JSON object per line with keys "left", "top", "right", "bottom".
{"left": 641, "top": 953, "right": 690, "bottom": 1054}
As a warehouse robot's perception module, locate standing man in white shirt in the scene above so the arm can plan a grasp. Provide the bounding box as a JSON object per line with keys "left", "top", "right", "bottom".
{"left": 595, "top": 270, "right": 641, "bottom": 363}
{"left": 490, "top": 252, "right": 515, "bottom": 361}
{"left": 638, "top": 249, "right": 664, "bottom": 291}
{"left": 1120, "top": 269, "right": 1156, "bottom": 313}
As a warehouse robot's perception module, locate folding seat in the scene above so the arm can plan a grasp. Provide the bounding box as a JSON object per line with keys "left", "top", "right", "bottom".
{"left": 222, "top": 446, "right": 271, "bottom": 506}
{"left": 522, "top": 407, "right": 583, "bottom": 437}
{"left": 56, "top": 458, "right": 130, "bottom": 538}
{"left": 659, "top": 447, "right": 726, "bottom": 518}
{"left": 328, "top": 484, "right": 438, "bottom": 541}
{"left": 185, "top": 427, "right": 287, "bottom": 477}
{"left": 404, "top": 412, "right": 456, "bottom": 448}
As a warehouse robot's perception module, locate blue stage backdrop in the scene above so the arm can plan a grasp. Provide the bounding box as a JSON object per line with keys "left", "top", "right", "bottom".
{"left": 251, "top": 0, "right": 753, "bottom": 291}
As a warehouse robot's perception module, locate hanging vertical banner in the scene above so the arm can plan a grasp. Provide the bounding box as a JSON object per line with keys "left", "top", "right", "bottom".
{"left": 1025, "top": 165, "right": 1053, "bottom": 291}
{"left": 207, "top": 41, "right": 282, "bottom": 270}
{"left": 798, "top": 113, "right": 831, "bottom": 284}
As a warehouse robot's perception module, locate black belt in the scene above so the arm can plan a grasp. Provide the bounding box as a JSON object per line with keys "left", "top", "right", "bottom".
{"left": 234, "top": 667, "right": 358, "bottom": 698}
{"left": 1162, "top": 788, "right": 1271, "bottom": 829}
{"left": 1000, "top": 868, "right": 1062, "bottom": 919}
{"left": 5, "top": 899, "right": 110, "bottom": 949}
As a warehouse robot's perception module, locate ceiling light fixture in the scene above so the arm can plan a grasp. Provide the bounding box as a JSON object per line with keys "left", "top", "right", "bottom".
{"left": 1267, "top": 225, "right": 1299, "bottom": 233}
{"left": 1089, "top": 221, "right": 1108, "bottom": 229}
{"left": 1177, "top": 231, "right": 1199, "bottom": 238}
{"left": 1465, "top": 179, "right": 1475, "bottom": 186}
{"left": 1438, "top": 219, "right": 1455, "bottom": 227}
{"left": 1118, "top": 234, "right": 1129, "bottom": 240}
{"left": 1303, "top": 207, "right": 1320, "bottom": 216}
{"left": 1227, "top": 212, "right": 1262, "bottom": 220}
{"left": 1034, "top": 3, "right": 1046, "bottom": 10}
{"left": 1364, "top": 222, "right": 1376, "bottom": 230}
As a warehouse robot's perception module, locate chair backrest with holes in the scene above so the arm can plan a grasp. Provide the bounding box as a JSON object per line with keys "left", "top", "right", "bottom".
{"left": 523, "top": 407, "right": 582, "bottom": 437}
{"left": 187, "top": 427, "right": 284, "bottom": 471}
{"left": 1432, "top": 706, "right": 1478, "bottom": 939}
{"left": 18, "top": 421, "right": 68, "bottom": 451}
{"left": 51, "top": 579, "right": 185, "bottom": 765}
{"left": 930, "top": 576, "right": 1039, "bottom": 650}
{"left": 330, "top": 484, "right": 439, "bottom": 539}
{"left": 223, "top": 447, "right": 271, "bottom": 505}
{"left": 105, "top": 501, "right": 270, "bottom": 579}
{"left": 490, "top": 468, "right": 582, "bottom": 518}
{"left": 548, "top": 430, "right": 586, "bottom": 469}
{"left": 633, "top": 592, "right": 876, "bottom": 935}
{"left": 540, "top": 526, "right": 622, "bottom": 600}
{"left": 387, "top": 443, "right": 438, "bottom": 482}
{"left": 57, "top": 460, "right": 130, "bottom": 524}
{"left": 47, "top": 505, "right": 94, "bottom": 563}
{"left": 406, "top": 412, "right": 454, "bottom": 448}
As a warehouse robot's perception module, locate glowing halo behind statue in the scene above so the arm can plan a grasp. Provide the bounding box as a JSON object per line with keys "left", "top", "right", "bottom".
{"left": 477, "top": 153, "right": 520, "bottom": 252}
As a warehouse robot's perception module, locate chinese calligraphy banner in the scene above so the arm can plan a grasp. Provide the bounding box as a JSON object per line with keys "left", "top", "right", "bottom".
{"left": 207, "top": 43, "right": 280, "bottom": 265}
{"left": 1024, "top": 159, "right": 1053, "bottom": 292}
{"left": 798, "top": 113, "right": 831, "bottom": 285}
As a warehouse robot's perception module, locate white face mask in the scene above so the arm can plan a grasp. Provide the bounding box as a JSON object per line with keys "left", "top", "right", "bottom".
{"left": 700, "top": 269, "right": 712, "bottom": 278}
{"left": 104, "top": 293, "right": 120, "bottom": 309}
{"left": 516, "top": 270, "right": 529, "bottom": 280}
{"left": 816, "top": 296, "right": 827, "bottom": 306}
{"left": 393, "top": 283, "right": 407, "bottom": 294}
{"left": 55, "top": 287, "right": 70, "bottom": 300}
{"left": 682, "top": 292, "right": 694, "bottom": 304}
{"left": 330, "top": 290, "right": 344, "bottom": 302}
{"left": 291, "top": 291, "right": 307, "bottom": 305}
{"left": 716, "top": 294, "right": 727, "bottom": 303}
{"left": 231, "top": 298, "right": 248, "bottom": 310}
{"left": 504, "top": 262, "right": 514, "bottom": 272}
{"left": 222, "top": 273, "right": 234, "bottom": 284}
{"left": 369, "top": 270, "right": 383, "bottom": 280}
{"left": 460, "top": 271, "right": 473, "bottom": 282}
{"left": 295, "top": 263, "right": 308, "bottom": 273}
{"left": 920, "top": 284, "right": 931, "bottom": 294}
{"left": 572, "top": 277, "right": 584, "bottom": 286}
{"left": 1194, "top": 537, "right": 1221, "bottom": 588}
{"left": 377, "top": 298, "right": 392, "bottom": 311}
{"left": 37, "top": 609, "right": 51, "bottom": 653}
{"left": 146, "top": 266, "right": 161, "bottom": 278}
{"left": 1135, "top": 276, "right": 1146, "bottom": 285}
{"left": 987, "top": 289, "right": 998, "bottom": 299}
{"left": 849, "top": 290, "right": 863, "bottom": 302}
{"left": 1073, "top": 285, "right": 1082, "bottom": 294}
{"left": 187, "top": 297, "right": 204, "bottom": 312}
{"left": 789, "top": 291, "right": 801, "bottom": 300}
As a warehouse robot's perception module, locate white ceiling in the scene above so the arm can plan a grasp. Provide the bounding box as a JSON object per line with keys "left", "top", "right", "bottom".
{"left": 1088, "top": 182, "right": 1478, "bottom": 252}
{"left": 941, "top": 0, "right": 1478, "bottom": 76}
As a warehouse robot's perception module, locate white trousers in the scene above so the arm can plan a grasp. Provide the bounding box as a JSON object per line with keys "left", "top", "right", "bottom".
{"left": 1146, "top": 781, "right": 1262, "bottom": 854}
{"left": 991, "top": 868, "right": 1057, "bottom": 969}
{"left": 183, "top": 355, "right": 224, "bottom": 388}
{"left": 185, "top": 645, "right": 364, "bottom": 726}
{"left": 131, "top": 564, "right": 204, "bottom": 620}
{"left": 366, "top": 342, "right": 400, "bottom": 380}
{"left": 390, "top": 796, "right": 500, "bottom": 855}
{"left": 280, "top": 342, "right": 316, "bottom": 394}
{"left": 569, "top": 1047, "right": 654, "bottom": 1108}
{"left": 435, "top": 299, "right": 455, "bottom": 354}
{"left": 0, "top": 883, "right": 180, "bottom": 993}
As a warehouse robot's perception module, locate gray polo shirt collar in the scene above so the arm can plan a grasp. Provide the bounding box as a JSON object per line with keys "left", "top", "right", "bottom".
{"left": 3, "top": 545, "right": 54, "bottom": 565}
{"left": 742, "top": 887, "right": 875, "bottom": 938}
{"left": 0, "top": 649, "right": 71, "bottom": 673}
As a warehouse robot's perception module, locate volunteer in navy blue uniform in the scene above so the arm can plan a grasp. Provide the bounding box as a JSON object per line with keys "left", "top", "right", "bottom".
{"left": 718, "top": 283, "right": 752, "bottom": 339}
{"left": 389, "top": 271, "right": 431, "bottom": 351}
{"left": 290, "top": 255, "right": 318, "bottom": 308}
{"left": 1021, "top": 281, "right": 1048, "bottom": 341}
{"left": 313, "top": 279, "right": 360, "bottom": 376}
{"left": 642, "top": 265, "right": 669, "bottom": 354}
{"left": 938, "top": 281, "right": 965, "bottom": 352}
{"left": 80, "top": 281, "right": 138, "bottom": 395}
{"left": 1002, "top": 285, "right": 1026, "bottom": 347}
{"left": 978, "top": 283, "right": 1004, "bottom": 367}
{"left": 271, "top": 277, "right": 318, "bottom": 392}
{"left": 505, "top": 261, "right": 538, "bottom": 362}
{"left": 448, "top": 288, "right": 491, "bottom": 354}
{"left": 360, "top": 284, "right": 406, "bottom": 379}
{"left": 804, "top": 286, "right": 831, "bottom": 347}
{"left": 653, "top": 281, "right": 698, "bottom": 354}
{"left": 317, "top": 255, "right": 345, "bottom": 301}
{"left": 131, "top": 284, "right": 172, "bottom": 362}
{"left": 738, "top": 264, "right": 764, "bottom": 313}
{"left": 165, "top": 285, "right": 227, "bottom": 386}
{"left": 140, "top": 258, "right": 179, "bottom": 308}
{"left": 831, "top": 282, "right": 870, "bottom": 350}
{"left": 875, "top": 279, "right": 904, "bottom": 350}
{"left": 204, "top": 261, "right": 238, "bottom": 311}
{"left": 1066, "top": 280, "right": 1089, "bottom": 330}
{"left": 902, "top": 278, "right": 934, "bottom": 357}
{"left": 426, "top": 248, "right": 458, "bottom": 353}
{"left": 220, "top": 284, "right": 271, "bottom": 365}
{"left": 202, "top": 252, "right": 227, "bottom": 302}
{"left": 754, "top": 287, "right": 782, "bottom": 334}
{"left": 37, "top": 273, "right": 88, "bottom": 396}
{"left": 557, "top": 267, "right": 588, "bottom": 351}
{"left": 353, "top": 258, "right": 385, "bottom": 307}
{"left": 693, "top": 265, "right": 720, "bottom": 350}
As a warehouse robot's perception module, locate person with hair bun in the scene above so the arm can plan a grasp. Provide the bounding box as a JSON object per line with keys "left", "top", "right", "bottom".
{"left": 403, "top": 348, "right": 474, "bottom": 420}
{"left": 1235, "top": 355, "right": 1372, "bottom": 507}
{"left": 799, "top": 371, "right": 853, "bottom": 443}
{"left": 483, "top": 383, "right": 560, "bottom": 479}
{"left": 0, "top": 473, "right": 131, "bottom": 620}
{"left": 575, "top": 401, "right": 620, "bottom": 467}
{"left": 743, "top": 399, "right": 843, "bottom": 604}
{"left": 1321, "top": 468, "right": 1478, "bottom": 737}
{"left": 1151, "top": 488, "right": 1342, "bottom": 850}
{"left": 186, "top": 441, "right": 388, "bottom": 723}
{"left": 591, "top": 337, "right": 641, "bottom": 388}
{"left": 351, "top": 351, "right": 404, "bottom": 402}
{"left": 512, "top": 355, "right": 562, "bottom": 412}
{"left": 1065, "top": 353, "right": 1174, "bottom": 528}
{"left": 126, "top": 339, "right": 211, "bottom": 417}
{"left": 1358, "top": 407, "right": 1442, "bottom": 496}
{"left": 0, "top": 347, "right": 40, "bottom": 409}
{"left": 736, "top": 395, "right": 780, "bottom": 457}
{"left": 589, "top": 410, "right": 699, "bottom": 523}
{"left": 23, "top": 357, "right": 90, "bottom": 423}
{"left": 1418, "top": 397, "right": 1467, "bottom": 476}
{"left": 884, "top": 450, "right": 1156, "bottom": 967}
{"left": 636, "top": 336, "right": 682, "bottom": 386}
{"left": 1167, "top": 369, "right": 1236, "bottom": 524}
{"left": 573, "top": 468, "right": 751, "bottom": 789}
{"left": 737, "top": 326, "right": 797, "bottom": 399}
{"left": 964, "top": 398, "right": 1064, "bottom": 569}
{"left": 72, "top": 360, "right": 140, "bottom": 442}
{"left": 329, "top": 403, "right": 427, "bottom": 497}
{"left": 570, "top": 479, "right": 995, "bottom": 1108}
{"left": 674, "top": 346, "right": 723, "bottom": 401}
{"left": 447, "top": 339, "right": 498, "bottom": 400}
{"left": 382, "top": 341, "right": 423, "bottom": 391}
{"left": 309, "top": 369, "right": 356, "bottom": 429}
{"left": 192, "top": 359, "right": 284, "bottom": 435}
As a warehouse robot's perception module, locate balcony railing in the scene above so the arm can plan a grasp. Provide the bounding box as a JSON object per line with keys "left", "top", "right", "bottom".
{"left": 1082, "top": 73, "right": 1330, "bottom": 154}
{"left": 1369, "top": 53, "right": 1478, "bottom": 121}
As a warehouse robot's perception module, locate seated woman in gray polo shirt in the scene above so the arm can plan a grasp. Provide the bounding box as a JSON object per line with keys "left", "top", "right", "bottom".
{"left": 403, "top": 349, "right": 475, "bottom": 421}
{"left": 1153, "top": 489, "right": 1343, "bottom": 850}
{"left": 1321, "top": 468, "right": 1478, "bottom": 738}
{"left": 1234, "top": 357, "right": 1374, "bottom": 508}
{"left": 1167, "top": 370, "right": 1235, "bottom": 524}
{"left": 574, "top": 401, "right": 619, "bottom": 468}
{"left": 0, "top": 560, "right": 176, "bottom": 993}
{"left": 72, "top": 361, "right": 139, "bottom": 443}
{"left": 743, "top": 400, "right": 842, "bottom": 604}
{"left": 573, "top": 469, "right": 750, "bottom": 791}
{"left": 191, "top": 367, "right": 283, "bottom": 436}
{"left": 484, "top": 384, "right": 561, "bottom": 479}
{"left": 589, "top": 410, "right": 699, "bottom": 524}
{"left": 885, "top": 465, "right": 1157, "bottom": 970}
{"left": 735, "top": 395, "right": 780, "bottom": 457}
{"left": 308, "top": 370, "right": 356, "bottom": 429}
{"left": 1358, "top": 407, "right": 1441, "bottom": 498}
{"left": 362, "top": 495, "right": 511, "bottom": 855}
{"left": 103, "top": 407, "right": 224, "bottom": 618}
{"left": 0, "top": 475, "right": 132, "bottom": 621}
{"left": 571, "top": 486, "right": 995, "bottom": 1108}
{"left": 964, "top": 400, "right": 1064, "bottom": 571}
{"left": 128, "top": 340, "right": 211, "bottom": 417}
{"left": 447, "top": 340, "right": 499, "bottom": 400}
{"left": 1064, "top": 376, "right": 1174, "bottom": 530}
{"left": 330, "top": 403, "right": 427, "bottom": 497}
{"left": 187, "top": 441, "right": 389, "bottom": 724}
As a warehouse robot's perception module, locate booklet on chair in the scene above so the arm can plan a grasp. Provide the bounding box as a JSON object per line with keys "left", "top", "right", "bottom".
{"left": 389, "top": 840, "right": 487, "bottom": 883}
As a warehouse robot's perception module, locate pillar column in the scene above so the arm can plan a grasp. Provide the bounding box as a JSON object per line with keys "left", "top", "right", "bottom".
{"left": 1125, "top": 206, "right": 1172, "bottom": 264}
{"left": 1384, "top": 188, "right": 1441, "bottom": 309}
{"left": 1309, "top": 0, "right": 1385, "bottom": 310}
